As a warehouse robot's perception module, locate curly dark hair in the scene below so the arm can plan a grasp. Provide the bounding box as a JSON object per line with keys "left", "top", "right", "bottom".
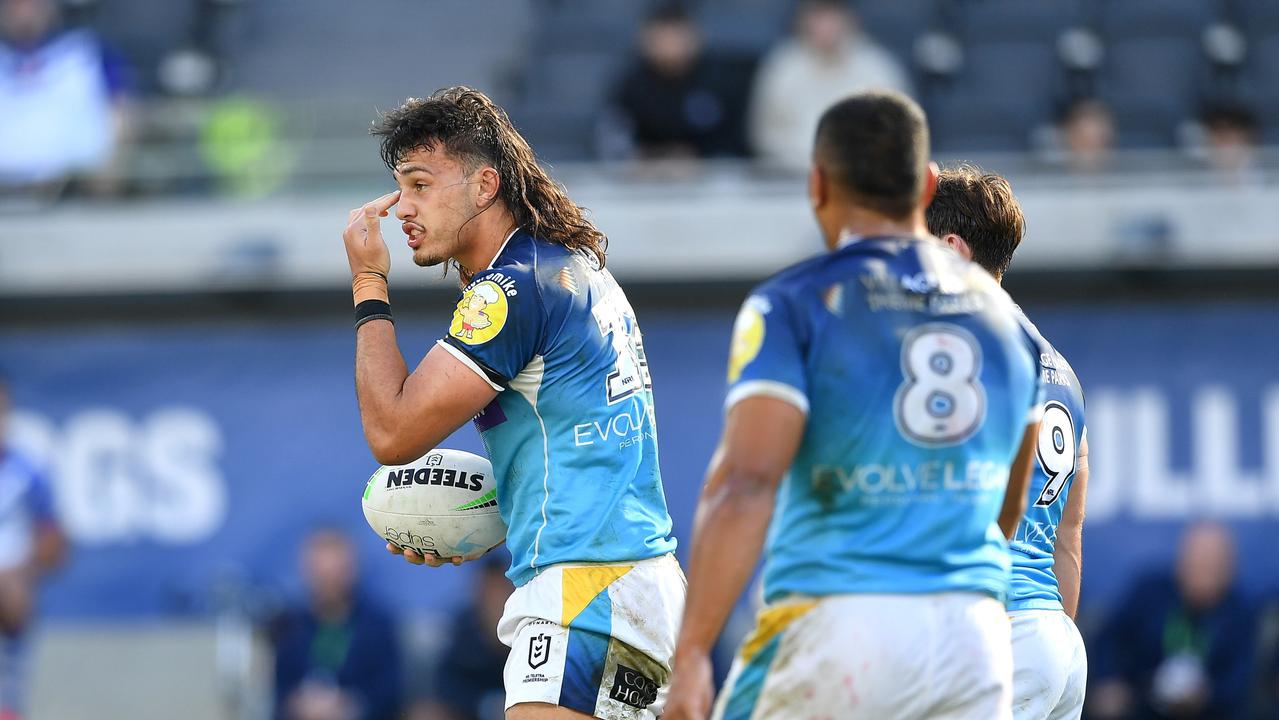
{"left": 373, "top": 87, "right": 607, "bottom": 268}
{"left": 925, "top": 163, "right": 1025, "bottom": 278}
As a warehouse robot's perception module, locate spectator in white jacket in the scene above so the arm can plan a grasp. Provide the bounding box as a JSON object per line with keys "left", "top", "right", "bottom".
{"left": 749, "top": 0, "right": 914, "bottom": 171}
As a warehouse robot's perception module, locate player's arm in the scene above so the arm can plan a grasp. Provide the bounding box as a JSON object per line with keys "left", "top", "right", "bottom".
{"left": 343, "top": 192, "right": 498, "bottom": 465}
{"left": 355, "top": 325, "right": 498, "bottom": 465}
{"left": 999, "top": 418, "right": 1040, "bottom": 540}
{"left": 33, "top": 523, "right": 66, "bottom": 575}
{"left": 668, "top": 291, "right": 808, "bottom": 720}
{"left": 668, "top": 396, "right": 805, "bottom": 720}
{"left": 1054, "top": 433, "right": 1088, "bottom": 618}
{"left": 27, "top": 468, "right": 65, "bottom": 575}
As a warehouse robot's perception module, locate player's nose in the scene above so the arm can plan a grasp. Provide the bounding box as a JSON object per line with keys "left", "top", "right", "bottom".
{"left": 395, "top": 201, "right": 414, "bottom": 221}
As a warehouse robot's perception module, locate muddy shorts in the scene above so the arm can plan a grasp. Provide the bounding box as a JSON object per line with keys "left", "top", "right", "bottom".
{"left": 497, "top": 554, "right": 685, "bottom": 719}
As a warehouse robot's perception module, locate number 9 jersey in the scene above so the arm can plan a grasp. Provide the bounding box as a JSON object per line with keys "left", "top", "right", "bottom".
{"left": 727, "top": 236, "right": 1046, "bottom": 604}
{"left": 438, "top": 230, "right": 676, "bottom": 587}
{"left": 1007, "top": 313, "right": 1085, "bottom": 612}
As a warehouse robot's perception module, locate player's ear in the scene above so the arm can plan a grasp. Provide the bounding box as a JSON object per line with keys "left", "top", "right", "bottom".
{"left": 920, "top": 161, "right": 939, "bottom": 209}
{"left": 943, "top": 233, "right": 972, "bottom": 261}
{"left": 808, "top": 164, "right": 827, "bottom": 211}
{"left": 474, "top": 166, "right": 501, "bottom": 207}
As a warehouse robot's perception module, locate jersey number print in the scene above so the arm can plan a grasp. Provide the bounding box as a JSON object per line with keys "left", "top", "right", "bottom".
{"left": 1033, "top": 401, "right": 1076, "bottom": 507}
{"left": 894, "top": 323, "right": 987, "bottom": 447}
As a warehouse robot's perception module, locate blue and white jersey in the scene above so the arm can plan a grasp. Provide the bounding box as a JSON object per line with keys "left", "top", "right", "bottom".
{"left": 727, "top": 236, "right": 1045, "bottom": 604}
{"left": 439, "top": 230, "right": 676, "bottom": 586}
{"left": 0, "top": 447, "right": 57, "bottom": 571}
{"left": 1008, "top": 311, "right": 1086, "bottom": 612}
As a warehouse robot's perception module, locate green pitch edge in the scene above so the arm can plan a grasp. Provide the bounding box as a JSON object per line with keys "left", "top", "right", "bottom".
{"left": 453, "top": 489, "right": 497, "bottom": 511}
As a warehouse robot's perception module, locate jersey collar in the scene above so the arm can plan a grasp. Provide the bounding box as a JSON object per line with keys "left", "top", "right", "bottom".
{"left": 836, "top": 231, "right": 865, "bottom": 249}
{"left": 836, "top": 232, "right": 933, "bottom": 251}
{"left": 485, "top": 227, "right": 522, "bottom": 271}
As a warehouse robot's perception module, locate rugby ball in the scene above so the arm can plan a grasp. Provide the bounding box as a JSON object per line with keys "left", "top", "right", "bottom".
{"left": 361, "top": 448, "right": 506, "bottom": 560}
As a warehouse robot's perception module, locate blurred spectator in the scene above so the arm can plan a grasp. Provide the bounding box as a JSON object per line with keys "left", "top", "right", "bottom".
{"left": 1199, "top": 104, "right": 1263, "bottom": 186}
{"left": 200, "top": 96, "right": 293, "bottom": 197}
{"left": 600, "top": 2, "right": 751, "bottom": 161}
{"left": 1088, "top": 522, "right": 1256, "bottom": 720}
{"left": 0, "top": 374, "right": 66, "bottom": 720}
{"left": 405, "top": 554, "right": 512, "bottom": 720}
{"left": 272, "top": 528, "right": 402, "bottom": 720}
{"left": 748, "top": 0, "right": 914, "bottom": 170}
{"left": 1057, "top": 97, "right": 1116, "bottom": 174}
{"left": 0, "top": 0, "right": 133, "bottom": 197}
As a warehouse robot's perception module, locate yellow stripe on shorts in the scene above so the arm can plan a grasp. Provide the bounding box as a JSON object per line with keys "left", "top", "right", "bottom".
{"left": 561, "top": 564, "right": 633, "bottom": 626}
{"left": 739, "top": 600, "right": 817, "bottom": 662}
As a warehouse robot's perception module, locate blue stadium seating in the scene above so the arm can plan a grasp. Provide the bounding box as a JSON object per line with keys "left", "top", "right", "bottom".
{"left": 1102, "top": 37, "right": 1206, "bottom": 107}
{"left": 852, "top": 0, "right": 943, "bottom": 63}
{"left": 1099, "top": 0, "right": 1216, "bottom": 37}
{"left": 1235, "top": 0, "right": 1279, "bottom": 34}
{"left": 696, "top": 0, "right": 795, "bottom": 53}
{"left": 928, "top": 40, "right": 1062, "bottom": 152}
{"left": 87, "top": 0, "right": 200, "bottom": 93}
{"left": 533, "top": 0, "right": 649, "bottom": 53}
{"left": 928, "top": 91, "right": 1042, "bottom": 152}
{"left": 1248, "top": 33, "right": 1279, "bottom": 93}
{"left": 959, "top": 0, "right": 1084, "bottom": 44}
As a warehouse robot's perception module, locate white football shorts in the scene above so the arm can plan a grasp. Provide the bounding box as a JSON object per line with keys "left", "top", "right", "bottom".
{"left": 497, "top": 553, "right": 685, "bottom": 719}
{"left": 714, "top": 592, "right": 1013, "bottom": 720}
{"left": 1010, "top": 609, "right": 1087, "bottom": 720}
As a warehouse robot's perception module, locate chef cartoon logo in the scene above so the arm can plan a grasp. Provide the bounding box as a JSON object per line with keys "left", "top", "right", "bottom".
{"left": 450, "top": 280, "right": 509, "bottom": 345}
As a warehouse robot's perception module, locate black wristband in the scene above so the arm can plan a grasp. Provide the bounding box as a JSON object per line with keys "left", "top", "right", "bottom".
{"left": 355, "top": 299, "right": 393, "bottom": 328}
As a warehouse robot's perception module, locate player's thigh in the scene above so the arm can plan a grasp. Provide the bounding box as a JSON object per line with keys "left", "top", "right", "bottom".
{"left": 506, "top": 702, "right": 595, "bottom": 720}
{"left": 1010, "top": 610, "right": 1091, "bottom": 720}
{"left": 503, "top": 618, "right": 662, "bottom": 720}
{"left": 735, "top": 594, "right": 1007, "bottom": 719}
{"left": 1010, "top": 611, "right": 1066, "bottom": 720}
{"left": 1045, "top": 615, "right": 1087, "bottom": 720}
{"left": 930, "top": 595, "right": 1013, "bottom": 720}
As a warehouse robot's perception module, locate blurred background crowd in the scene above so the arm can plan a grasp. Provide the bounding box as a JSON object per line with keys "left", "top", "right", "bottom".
{"left": 2, "top": 0, "right": 1278, "bottom": 718}
{"left": 2, "top": 0, "right": 1276, "bottom": 198}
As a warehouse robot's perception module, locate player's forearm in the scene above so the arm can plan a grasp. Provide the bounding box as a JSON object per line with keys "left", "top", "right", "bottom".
{"left": 1054, "top": 448, "right": 1087, "bottom": 618}
{"left": 32, "top": 525, "right": 66, "bottom": 575}
{"left": 999, "top": 421, "right": 1040, "bottom": 539}
{"left": 1054, "top": 537, "right": 1082, "bottom": 618}
{"left": 675, "top": 467, "right": 777, "bottom": 658}
{"left": 355, "top": 319, "right": 414, "bottom": 463}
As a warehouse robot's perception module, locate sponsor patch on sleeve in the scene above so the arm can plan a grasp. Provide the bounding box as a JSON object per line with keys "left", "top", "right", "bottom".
{"left": 449, "top": 279, "right": 510, "bottom": 345}
{"left": 727, "top": 295, "right": 769, "bottom": 383}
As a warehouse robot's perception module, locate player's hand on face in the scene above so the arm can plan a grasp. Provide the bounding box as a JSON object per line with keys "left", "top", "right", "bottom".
{"left": 664, "top": 649, "right": 715, "bottom": 720}
{"left": 385, "top": 543, "right": 463, "bottom": 567}
{"left": 343, "top": 190, "right": 400, "bottom": 279}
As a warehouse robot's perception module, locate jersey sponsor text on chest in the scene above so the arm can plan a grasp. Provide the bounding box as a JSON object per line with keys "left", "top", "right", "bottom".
{"left": 571, "top": 401, "right": 657, "bottom": 449}
{"left": 811, "top": 459, "right": 1010, "bottom": 496}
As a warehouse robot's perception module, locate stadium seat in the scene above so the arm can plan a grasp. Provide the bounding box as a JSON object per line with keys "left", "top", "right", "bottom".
{"left": 696, "top": 0, "right": 793, "bottom": 53}
{"left": 1235, "top": 0, "right": 1279, "bottom": 34}
{"left": 1099, "top": 0, "right": 1216, "bottom": 37}
{"left": 513, "top": 49, "right": 625, "bottom": 161}
{"left": 523, "top": 51, "right": 624, "bottom": 109}
{"left": 86, "top": 0, "right": 199, "bottom": 93}
{"left": 958, "top": 0, "right": 1083, "bottom": 44}
{"left": 507, "top": 104, "right": 596, "bottom": 161}
{"left": 852, "top": 0, "right": 944, "bottom": 64}
{"left": 1105, "top": 99, "right": 1188, "bottom": 149}
{"left": 1099, "top": 36, "right": 1203, "bottom": 149}
{"left": 927, "top": 91, "right": 1041, "bottom": 153}
{"left": 1243, "top": 33, "right": 1279, "bottom": 143}
{"left": 952, "top": 41, "right": 1062, "bottom": 130}
{"left": 533, "top": 0, "right": 648, "bottom": 53}
{"left": 1247, "top": 33, "right": 1279, "bottom": 96}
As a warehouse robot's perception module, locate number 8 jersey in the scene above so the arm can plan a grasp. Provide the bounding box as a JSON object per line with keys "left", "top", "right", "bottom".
{"left": 727, "top": 236, "right": 1046, "bottom": 603}
{"left": 439, "top": 230, "right": 676, "bottom": 587}
{"left": 1008, "top": 312, "right": 1085, "bottom": 612}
